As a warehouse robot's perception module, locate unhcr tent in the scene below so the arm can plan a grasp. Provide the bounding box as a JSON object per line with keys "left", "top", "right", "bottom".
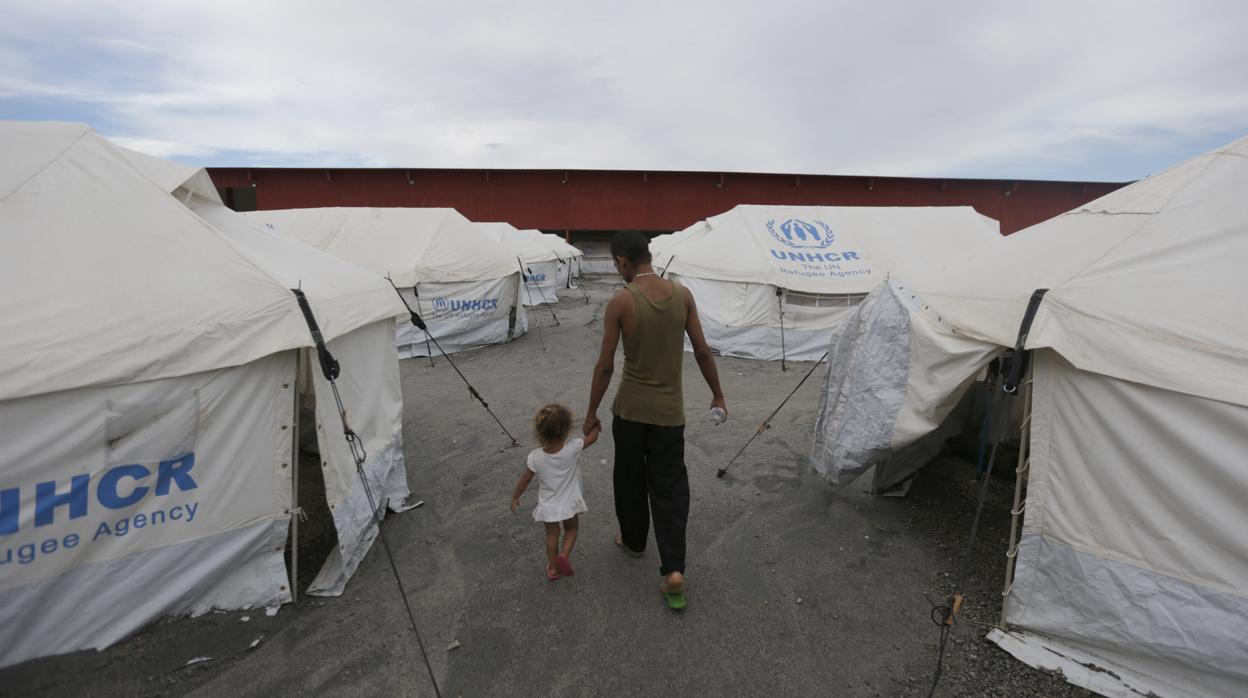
{"left": 651, "top": 205, "right": 1000, "bottom": 361}
{"left": 810, "top": 136, "right": 1248, "bottom": 697}
{"left": 477, "top": 222, "right": 562, "bottom": 306}
{"left": 247, "top": 208, "right": 527, "bottom": 357}
{"left": 544, "top": 234, "right": 585, "bottom": 292}
{"left": 0, "top": 123, "right": 414, "bottom": 668}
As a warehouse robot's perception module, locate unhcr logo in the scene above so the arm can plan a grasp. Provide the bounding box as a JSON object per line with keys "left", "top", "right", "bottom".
{"left": 766, "top": 219, "right": 836, "bottom": 249}
{"left": 429, "top": 297, "right": 500, "bottom": 315}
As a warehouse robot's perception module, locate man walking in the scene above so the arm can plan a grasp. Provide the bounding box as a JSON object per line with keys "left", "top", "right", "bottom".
{"left": 584, "top": 231, "right": 726, "bottom": 610}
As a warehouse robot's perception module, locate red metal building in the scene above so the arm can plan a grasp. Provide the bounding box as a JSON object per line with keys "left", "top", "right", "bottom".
{"left": 207, "top": 167, "right": 1126, "bottom": 237}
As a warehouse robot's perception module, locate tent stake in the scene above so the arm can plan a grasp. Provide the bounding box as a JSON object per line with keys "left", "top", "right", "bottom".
{"left": 925, "top": 288, "right": 1049, "bottom": 698}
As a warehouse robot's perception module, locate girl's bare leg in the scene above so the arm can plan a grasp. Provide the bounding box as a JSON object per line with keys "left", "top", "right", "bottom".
{"left": 560, "top": 515, "right": 579, "bottom": 557}
{"left": 544, "top": 522, "right": 560, "bottom": 571}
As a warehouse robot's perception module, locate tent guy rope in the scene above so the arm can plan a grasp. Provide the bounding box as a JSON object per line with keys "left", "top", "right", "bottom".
{"left": 925, "top": 288, "right": 1047, "bottom": 698}
{"left": 291, "top": 288, "right": 443, "bottom": 698}
{"left": 411, "top": 282, "right": 435, "bottom": 367}
{"left": 554, "top": 251, "right": 591, "bottom": 304}
{"left": 519, "top": 256, "right": 560, "bottom": 327}
{"left": 514, "top": 258, "right": 548, "bottom": 351}
{"left": 716, "top": 350, "right": 828, "bottom": 479}
{"left": 386, "top": 275, "right": 520, "bottom": 447}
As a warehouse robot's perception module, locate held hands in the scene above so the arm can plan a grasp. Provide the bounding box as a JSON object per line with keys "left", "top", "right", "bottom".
{"left": 711, "top": 395, "right": 727, "bottom": 416}
{"left": 583, "top": 413, "right": 601, "bottom": 436}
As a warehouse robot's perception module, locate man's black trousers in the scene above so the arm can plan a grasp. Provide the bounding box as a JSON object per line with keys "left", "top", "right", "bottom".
{"left": 612, "top": 415, "right": 689, "bottom": 576}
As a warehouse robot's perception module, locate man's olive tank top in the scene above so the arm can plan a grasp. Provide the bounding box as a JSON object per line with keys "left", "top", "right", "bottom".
{"left": 612, "top": 280, "right": 686, "bottom": 427}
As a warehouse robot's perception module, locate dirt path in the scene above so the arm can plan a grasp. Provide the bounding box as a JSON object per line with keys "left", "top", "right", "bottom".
{"left": 4, "top": 279, "right": 1087, "bottom": 697}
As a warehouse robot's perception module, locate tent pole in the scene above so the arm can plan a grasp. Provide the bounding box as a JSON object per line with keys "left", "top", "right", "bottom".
{"left": 526, "top": 259, "right": 560, "bottom": 325}
{"left": 777, "top": 287, "right": 787, "bottom": 371}
{"left": 290, "top": 349, "right": 302, "bottom": 604}
{"left": 1000, "top": 372, "right": 1033, "bottom": 627}
{"left": 558, "top": 251, "right": 591, "bottom": 304}
{"left": 516, "top": 260, "right": 548, "bottom": 349}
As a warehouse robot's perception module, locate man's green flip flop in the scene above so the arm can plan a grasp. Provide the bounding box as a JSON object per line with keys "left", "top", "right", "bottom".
{"left": 661, "top": 587, "right": 687, "bottom": 610}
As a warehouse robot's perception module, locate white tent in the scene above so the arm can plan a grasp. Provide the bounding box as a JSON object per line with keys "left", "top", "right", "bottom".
{"left": 543, "top": 233, "right": 585, "bottom": 292}
{"left": 810, "top": 136, "right": 1248, "bottom": 697}
{"left": 651, "top": 205, "right": 1000, "bottom": 361}
{"left": 246, "top": 207, "right": 528, "bottom": 357}
{"left": 0, "top": 123, "right": 414, "bottom": 667}
{"left": 477, "top": 222, "right": 562, "bottom": 306}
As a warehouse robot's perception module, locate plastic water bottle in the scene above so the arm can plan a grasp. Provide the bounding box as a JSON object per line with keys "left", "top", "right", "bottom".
{"left": 709, "top": 406, "right": 727, "bottom": 425}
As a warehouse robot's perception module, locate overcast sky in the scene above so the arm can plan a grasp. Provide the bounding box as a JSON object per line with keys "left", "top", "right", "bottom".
{"left": 2, "top": 1, "right": 1246, "bottom": 181}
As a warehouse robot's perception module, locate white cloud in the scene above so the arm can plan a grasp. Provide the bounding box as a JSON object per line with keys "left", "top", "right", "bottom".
{"left": 107, "top": 135, "right": 215, "bottom": 158}
{"left": 1, "top": 0, "right": 1246, "bottom": 179}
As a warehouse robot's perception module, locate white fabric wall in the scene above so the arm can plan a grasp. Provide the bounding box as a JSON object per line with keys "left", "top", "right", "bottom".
{"left": 810, "top": 281, "right": 999, "bottom": 490}
{"left": 0, "top": 352, "right": 295, "bottom": 667}
{"left": 999, "top": 351, "right": 1248, "bottom": 697}
{"left": 556, "top": 256, "right": 584, "bottom": 288}
{"left": 674, "top": 274, "right": 860, "bottom": 362}
{"left": 395, "top": 275, "right": 524, "bottom": 356}
{"left": 305, "top": 319, "right": 414, "bottom": 596}
{"left": 520, "top": 259, "right": 560, "bottom": 306}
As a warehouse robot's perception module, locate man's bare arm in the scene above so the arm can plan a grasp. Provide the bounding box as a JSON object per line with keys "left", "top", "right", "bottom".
{"left": 585, "top": 291, "right": 626, "bottom": 433}
{"left": 684, "top": 289, "right": 726, "bottom": 412}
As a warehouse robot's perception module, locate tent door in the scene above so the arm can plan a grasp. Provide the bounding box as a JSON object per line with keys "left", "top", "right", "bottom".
{"left": 287, "top": 348, "right": 339, "bottom": 596}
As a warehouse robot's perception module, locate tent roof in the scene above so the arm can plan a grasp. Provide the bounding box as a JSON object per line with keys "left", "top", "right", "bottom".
{"left": 117, "top": 149, "right": 405, "bottom": 340}
{"left": 903, "top": 134, "right": 1248, "bottom": 406}
{"left": 651, "top": 205, "right": 1000, "bottom": 294}
{"left": 245, "top": 207, "right": 519, "bottom": 287}
{"left": 0, "top": 122, "right": 325, "bottom": 399}
{"left": 476, "top": 222, "right": 561, "bottom": 265}
{"left": 541, "top": 233, "right": 584, "bottom": 260}
{"left": 118, "top": 146, "right": 224, "bottom": 204}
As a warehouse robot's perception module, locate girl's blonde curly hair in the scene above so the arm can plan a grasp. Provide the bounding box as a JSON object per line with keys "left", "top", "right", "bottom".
{"left": 534, "top": 403, "right": 573, "bottom": 445}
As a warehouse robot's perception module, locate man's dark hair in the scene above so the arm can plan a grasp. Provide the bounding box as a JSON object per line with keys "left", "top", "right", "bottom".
{"left": 610, "top": 230, "right": 652, "bottom": 265}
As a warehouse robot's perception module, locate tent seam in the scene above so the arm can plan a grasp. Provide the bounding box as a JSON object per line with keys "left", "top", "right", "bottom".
{"left": 0, "top": 126, "right": 92, "bottom": 204}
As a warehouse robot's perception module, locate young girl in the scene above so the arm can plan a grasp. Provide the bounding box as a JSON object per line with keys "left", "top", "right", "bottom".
{"left": 511, "top": 404, "right": 600, "bottom": 580}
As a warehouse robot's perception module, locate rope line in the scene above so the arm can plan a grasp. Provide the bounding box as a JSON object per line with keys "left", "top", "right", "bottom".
{"left": 514, "top": 259, "right": 548, "bottom": 351}
{"left": 717, "top": 350, "right": 828, "bottom": 479}
{"left": 385, "top": 276, "right": 519, "bottom": 447}
{"left": 924, "top": 289, "right": 1048, "bottom": 697}
{"left": 290, "top": 288, "right": 442, "bottom": 698}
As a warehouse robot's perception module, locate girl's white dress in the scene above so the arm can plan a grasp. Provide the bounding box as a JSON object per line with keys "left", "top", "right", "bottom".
{"left": 528, "top": 438, "right": 588, "bottom": 522}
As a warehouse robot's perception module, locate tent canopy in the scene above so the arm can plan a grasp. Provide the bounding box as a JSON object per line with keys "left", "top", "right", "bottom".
{"left": 543, "top": 233, "right": 584, "bottom": 261}
{"left": 893, "top": 135, "right": 1248, "bottom": 407}
{"left": 811, "top": 134, "right": 1248, "bottom": 698}
{"left": 651, "top": 205, "right": 1000, "bottom": 295}
{"left": 119, "top": 149, "right": 405, "bottom": 338}
{"left": 245, "top": 207, "right": 519, "bottom": 287}
{"left": 476, "top": 222, "right": 562, "bottom": 265}
{"left": 0, "top": 122, "right": 345, "bottom": 401}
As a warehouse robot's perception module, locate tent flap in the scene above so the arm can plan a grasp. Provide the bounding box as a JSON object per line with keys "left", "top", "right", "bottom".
{"left": 810, "top": 283, "right": 914, "bottom": 484}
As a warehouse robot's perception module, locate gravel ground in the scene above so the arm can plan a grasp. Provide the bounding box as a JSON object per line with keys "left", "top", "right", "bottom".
{"left": 3, "top": 279, "right": 1091, "bottom": 697}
